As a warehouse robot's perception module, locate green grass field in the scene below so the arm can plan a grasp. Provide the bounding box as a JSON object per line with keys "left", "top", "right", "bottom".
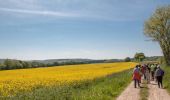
{"left": 162, "top": 65, "right": 170, "bottom": 93}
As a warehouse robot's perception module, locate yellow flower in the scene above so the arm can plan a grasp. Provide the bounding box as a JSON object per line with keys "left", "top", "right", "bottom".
{"left": 0, "top": 62, "right": 137, "bottom": 97}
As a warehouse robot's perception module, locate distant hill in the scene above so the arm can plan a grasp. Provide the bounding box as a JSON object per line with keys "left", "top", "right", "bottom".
{"left": 0, "top": 58, "right": 123, "bottom": 64}
{"left": 144, "top": 56, "right": 162, "bottom": 61}
{"left": 0, "top": 56, "right": 161, "bottom": 64}
{"left": 31, "top": 59, "right": 94, "bottom": 64}
{"left": 30, "top": 58, "right": 123, "bottom": 64}
{"left": 0, "top": 56, "right": 162, "bottom": 71}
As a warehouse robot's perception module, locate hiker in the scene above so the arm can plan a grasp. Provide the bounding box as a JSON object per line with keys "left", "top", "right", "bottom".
{"left": 155, "top": 65, "right": 164, "bottom": 88}
{"left": 150, "top": 64, "right": 155, "bottom": 81}
{"left": 132, "top": 65, "right": 140, "bottom": 88}
{"left": 138, "top": 65, "right": 142, "bottom": 83}
{"left": 154, "top": 64, "right": 158, "bottom": 82}
{"left": 141, "top": 65, "right": 146, "bottom": 80}
{"left": 145, "top": 65, "right": 150, "bottom": 84}
{"left": 147, "top": 64, "right": 151, "bottom": 73}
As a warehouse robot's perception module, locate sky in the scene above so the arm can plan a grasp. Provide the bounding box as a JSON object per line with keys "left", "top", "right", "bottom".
{"left": 0, "top": 0, "right": 170, "bottom": 60}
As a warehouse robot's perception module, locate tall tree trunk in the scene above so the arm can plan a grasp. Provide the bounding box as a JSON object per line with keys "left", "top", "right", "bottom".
{"left": 159, "top": 40, "right": 170, "bottom": 65}
{"left": 164, "top": 52, "right": 170, "bottom": 65}
{"left": 165, "top": 39, "right": 170, "bottom": 65}
{"left": 164, "top": 55, "right": 170, "bottom": 65}
{"left": 166, "top": 46, "right": 170, "bottom": 65}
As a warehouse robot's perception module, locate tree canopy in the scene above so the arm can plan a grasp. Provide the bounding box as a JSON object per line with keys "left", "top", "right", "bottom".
{"left": 134, "top": 53, "right": 145, "bottom": 62}
{"left": 124, "top": 57, "right": 131, "bottom": 62}
{"left": 144, "top": 5, "right": 170, "bottom": 65}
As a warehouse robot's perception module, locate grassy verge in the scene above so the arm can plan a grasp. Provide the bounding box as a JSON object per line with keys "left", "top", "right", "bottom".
{"left": 2, "top": 69, "right": 133, "bottom": 100}
{"left": 162, "top": 65, "right": 170, "bottom": 93}
{"left": 140, "top": 80, "right": 149, "bottom": 100}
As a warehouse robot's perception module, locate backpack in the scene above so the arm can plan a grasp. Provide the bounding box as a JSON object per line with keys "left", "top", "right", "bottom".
{"left": 160, "top": 69, "right": 164, "bottom": 76}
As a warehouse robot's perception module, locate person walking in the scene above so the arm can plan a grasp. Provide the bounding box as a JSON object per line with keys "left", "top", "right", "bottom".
{"left": 145, "top": 66, "right": 150, "bottom": 84}
{"left": 150, "top": 64, "right": 155, "bottom": 81}
{"left": 141, "top": 65, "right": 146, "bottom": 80}
{"left": 138, "top": 65, "right": 142, "bottom": 83}
{"left": 132, "top": 65, "right": 141, "bottom": 88}
{"left": 154, "top": 64, "right": 158, "bottom": 82}
{"left": 155, "top": 65, "right": 164, "bottom": 88}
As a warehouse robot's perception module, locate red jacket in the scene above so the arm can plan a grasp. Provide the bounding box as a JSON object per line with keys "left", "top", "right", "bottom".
{"left": 133, "top": 68, "right": 140, "bottom": 80}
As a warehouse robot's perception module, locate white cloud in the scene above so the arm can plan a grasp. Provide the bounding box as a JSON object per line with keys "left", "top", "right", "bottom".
{"left": 0, "top": 0, "right": 169, "bottom": 21}
{"left": 0, "top": 0, "right": 146, "bottom": 20}
{"left": 0, "top": 7, "right": 79, "bottom": 17}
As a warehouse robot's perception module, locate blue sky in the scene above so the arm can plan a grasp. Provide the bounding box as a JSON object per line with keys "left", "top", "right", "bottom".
{"left": 0, "top": 0, "right": 169, "bottom": 60}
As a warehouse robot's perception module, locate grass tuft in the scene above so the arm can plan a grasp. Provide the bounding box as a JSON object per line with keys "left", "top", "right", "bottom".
{"left": 162, "top": 65, "right": 170, "bottom": 93}
{"left": 140, "top": 80, "right": 149, "bottom": 100}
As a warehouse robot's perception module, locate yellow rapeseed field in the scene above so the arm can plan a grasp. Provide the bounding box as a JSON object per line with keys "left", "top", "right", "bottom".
{"left": 0, "top": 62, "right": 137, "bottom": 97}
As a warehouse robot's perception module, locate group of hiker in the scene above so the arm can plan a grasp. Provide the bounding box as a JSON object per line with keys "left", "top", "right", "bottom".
{"left": 132, "top": 63, "right": 164, "bottom": 88}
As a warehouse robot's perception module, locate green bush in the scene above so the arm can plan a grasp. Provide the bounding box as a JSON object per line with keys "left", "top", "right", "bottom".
{"left": 162, "top": 65, "right": 170, "bottom": 93}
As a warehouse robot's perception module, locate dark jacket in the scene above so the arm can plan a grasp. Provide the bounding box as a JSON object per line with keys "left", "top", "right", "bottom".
{"left": 155, "top": 68, "right": 164, "bottom": 77}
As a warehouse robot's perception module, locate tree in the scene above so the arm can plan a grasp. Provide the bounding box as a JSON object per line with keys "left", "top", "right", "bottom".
{"left": 14, "top": 61, "right": 23, "bottom": 69}
{"left": 24, "top": 62, "right": 32, "bottom": 68}
{"left": 134, "top": 53, "right": 145, "bottom": 62}
{"left": 124, "top": 57, "right": 131, "bottom": 62}
{"left": 4, "top": 59, "right": 14, "bottom": 69}
{"left": 0, "top": 63, "right": 5, "bottom": 70}
{"left": 31, "top": 62, "right": 40, "bottom": 68}
{"left": 144, "top": 5, "right": 170, "bottom": 65}
{"left": 53, "top": 62, "right": 59, "bottom": 66}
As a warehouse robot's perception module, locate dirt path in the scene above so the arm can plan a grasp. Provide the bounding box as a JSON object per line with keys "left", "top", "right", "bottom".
{"left": 116, "top": 82, "right": 140, "bottom": 100}
{"left": 148, "top": 81, "right": 170, "bottom": 100}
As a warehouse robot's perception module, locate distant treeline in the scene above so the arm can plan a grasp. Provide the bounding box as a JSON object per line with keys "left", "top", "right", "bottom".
{"left": 0, "top": 59, "right": 122, "bottom": 70}
{"left": 143, "top": 56, "right": 162, "bottom": 62}
{"left": 0, "top": 56, "right": 162, "bottom": 70}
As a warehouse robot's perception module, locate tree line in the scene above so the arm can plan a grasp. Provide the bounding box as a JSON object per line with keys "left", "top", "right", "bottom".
{"left": 0, "top": 53, "right": 161, "bottom": 70}
{"left": 0, "top": 59, "right": 120, "bottom": 70}
{"left": 0, "top": 59, "right": 98, "bottom": 70}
